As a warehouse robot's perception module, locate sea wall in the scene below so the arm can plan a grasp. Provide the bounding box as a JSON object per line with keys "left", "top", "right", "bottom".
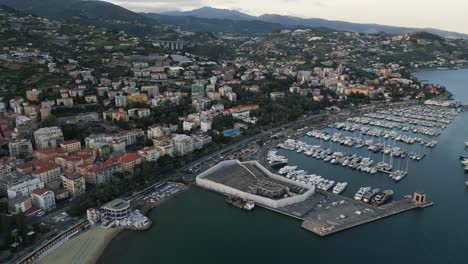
{"left": 196, "top": 160, "right": 315, "bottom": 208}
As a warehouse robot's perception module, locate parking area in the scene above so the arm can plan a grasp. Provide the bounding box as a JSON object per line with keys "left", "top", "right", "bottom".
{"left": 141, "top": 183, "right": 183, "bottom": 206}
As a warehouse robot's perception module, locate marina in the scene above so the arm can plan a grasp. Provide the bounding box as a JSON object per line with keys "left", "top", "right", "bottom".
{"left": 275, "top": 105, "right": 458, "bottom": 182}
{"left": 195, "top": 159, "right": 431, "bottom": 237}
{"left": 99, "top": 69, "right": 468, "bottom": 264}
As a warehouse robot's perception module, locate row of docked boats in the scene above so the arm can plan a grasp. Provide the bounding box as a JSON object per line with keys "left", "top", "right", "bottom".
{"left": 279, "top": 139, "right": 415, "bottom": 180}
{"left": 331, "top": 123, "right": 439, "bottom": 147}
{"left": 280, "top": 139, "right": 380, "bottom": 174}
{"left": 308, "top": 130, "right": 429, "bottom": 160}
{"left": 278, "top": 166, "right": 348, "bottom": 194}
{"left": 267, "top": 150, "right": 288, "bottom": 168}
{"left": 354, "top": 187, "right": 394, "bottom": 206}
{"left": 365, "top": 105, "right": 457, "bottom": 127}
{"left": 337, "top": 119, "right": 440, "bottom": 137}
{"left": 460, "top": 156, "right": 468, "bottom": 172}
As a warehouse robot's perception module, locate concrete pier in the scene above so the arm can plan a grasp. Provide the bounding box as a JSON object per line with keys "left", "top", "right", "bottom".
{"left": 253, "top": 189, "right": 431, "bottom": 237}
{"left": 300, "top": 195, "right": 431, "bottom": 236}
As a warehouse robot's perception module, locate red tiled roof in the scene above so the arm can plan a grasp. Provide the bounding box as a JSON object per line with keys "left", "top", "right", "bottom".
{"left": 119, "top": 153, "right": 141, "bottom": 163}
{"left": 17, "top": 160, "right": 59, "bottom": 174}
{"left": 35, "top": 147, "right": 57, "bottom": 155}
{"left": 62, "top": 140, "right": 80, "bottom": 145}
{"left": 32, "top": 188, "right": 52, "bottom": 196}
{"left": 63, "top": 173, "right": 83, "bottom": 180}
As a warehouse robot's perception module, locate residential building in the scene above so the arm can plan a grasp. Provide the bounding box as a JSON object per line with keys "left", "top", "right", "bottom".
{"left": 128, "top": 108, "right": 151, "bottom": 119}
{"left": 270, "top": 92, "right": 285, "bottom": 100}
{"left": 61, "top": 173, "right": 86, "bottom": 197}
{"left": 226, "top": 92, "right": 237, "bottom": 102}
{"left": 127, "top": 92, "right": 148, "bottom": 104}
{"left": 138, "top": 147, "right": 160, "bottom": 162}
{"left": 9, "top": 196, "right": 32, "bottom": 214}
{"left": 79, "top": 159, "right": 121, "bottom": 185}
{"left": 173, "top": 134, "right": 194, "bottom": 157}
{"left": 200, "top": 120, "right": 212, "bottom": 132}
{"left": 56, "top": 97, "right": 74, "bottom": 107}
{"left": 112, "top": 129, "right": 144, "bottom": 147}
{"left": 17, "top": 160, "right": 61, "bottom": 184}
{"left": 115, "top": 95, "right": 128, "bottom": 107}
{"left": 26, "top": 89, "right": 42, "bottom": 101}
{"left": 0, "top": 171, "right": 44, "bottom": 199}
{"left": 34, "top": 127, "right": 64, "bottom": 149}
{"left": 118, "top": 153, "right": 142, "bottom": 174}
{"left": 31, "top": 188, "right": 56, "bottom": 211}
{"left": 9, "top": 139, "right": 33, "bottom": 158}
{"left": 60, "top": 140, "right": 81, "bottom": 154}
{"left": 154, "top": 139, "right": 174, "bottom": 157}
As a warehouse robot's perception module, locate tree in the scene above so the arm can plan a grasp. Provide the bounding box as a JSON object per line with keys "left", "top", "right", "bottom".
{"left": 42, "top": 114, "right": 58, "bottom": 126}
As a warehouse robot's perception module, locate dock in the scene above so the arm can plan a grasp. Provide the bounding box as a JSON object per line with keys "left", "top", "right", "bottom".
{"left": 257, "top": 190, "right": 432, "bottom": 237}
{"left": 300, "top": 195, "right": 431, "bottom": 236}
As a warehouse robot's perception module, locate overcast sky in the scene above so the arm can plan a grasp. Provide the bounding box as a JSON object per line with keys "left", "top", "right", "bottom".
{"left": 105, "top": 0, "right": 468, "bottom": 34}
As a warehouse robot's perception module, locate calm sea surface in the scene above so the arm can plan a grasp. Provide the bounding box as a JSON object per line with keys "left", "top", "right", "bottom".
{"left": 101, "top": 69, "right": 468, "bottom": 264}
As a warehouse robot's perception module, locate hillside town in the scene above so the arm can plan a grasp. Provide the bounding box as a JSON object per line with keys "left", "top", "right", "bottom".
{"left": 0, "top": 4, "right": 467, "bottom": 262}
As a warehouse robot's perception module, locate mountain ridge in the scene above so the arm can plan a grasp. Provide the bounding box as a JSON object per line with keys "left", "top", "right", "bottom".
{"left": 0, "top": 0, "right": 172, "bottom": 37}
{"left": 160, "top": 7, "right": 468, "bottom": 39}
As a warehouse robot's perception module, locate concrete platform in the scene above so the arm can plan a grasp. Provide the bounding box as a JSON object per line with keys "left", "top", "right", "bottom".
{"left": 259, "top": 190, "right": 431, "bottom": 237}
{"left": 254, "top": 190, "right": 433, "bottom": 236}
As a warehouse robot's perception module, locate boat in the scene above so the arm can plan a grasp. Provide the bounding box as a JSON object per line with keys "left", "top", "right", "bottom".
{"left": 465, "top": 182, "right": 468, "bottom": 188}
{"left": 363, "top": 188, "right": 380, "bottom": 203}
{"left": 269, "top": 159, "right": 288, "bottom": 168}
{"left": 332, "top": 182, "right": 348, "bottom": 194}
{"left": 226, "top": 195, "right": 255, "bottom": 211}
{"left": 354, "top": 187, "right": 371, "bottom": 201}
{"left": 370, "top": 190, "right": 393, "bottom": 206}
{"left": 465, "top": 142, "right": 468, "bottom": 147}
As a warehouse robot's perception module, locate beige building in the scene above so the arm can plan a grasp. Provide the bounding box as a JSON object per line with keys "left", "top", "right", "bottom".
{"left": 127, "top": 92, "right": 148, "bottom": 104}
{"left": 60, "top": 140, "right": 82, "bottom": 154}
{"left": 26, "top": 89, "right": 42, "bottom": 101}
{"left": 61, "top": 173, "right": 86, "bottom": 197}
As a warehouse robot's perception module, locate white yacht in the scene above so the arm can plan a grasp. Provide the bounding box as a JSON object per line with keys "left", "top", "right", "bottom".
{"left": 333, "top": 182, "right": 348, "bottom": 194}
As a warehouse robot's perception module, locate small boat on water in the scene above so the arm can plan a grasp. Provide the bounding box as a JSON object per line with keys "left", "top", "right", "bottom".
{"left": 370, "top": 190, "right": 394, "bottom": 206}
{"left": 332, "top": 182, "right": 348, "bottom": 195}
{"left": 465, "top": 181, "right": 468, "bottom": 188}
{"left": 354, "top": 187, "right": 371, "bottom": 201}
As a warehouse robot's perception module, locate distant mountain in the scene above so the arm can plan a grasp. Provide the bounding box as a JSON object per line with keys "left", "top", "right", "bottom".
{"left": 0, "top": 0, "right": 171, "bottom": 37}
{"left": 143, "top": 13, "right": 287, "bottom": 34}
{"left": 259, "top": 14, "right": 468, "bottom": 39}
{"left": 160, "top": 7, "right": 468, "bottom": 39}
{"left": 161, "top": 6, "right": 256, "bottom": 21}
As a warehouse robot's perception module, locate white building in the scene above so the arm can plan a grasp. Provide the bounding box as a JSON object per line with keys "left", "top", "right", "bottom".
{"left": 128, "top": 108, "right": 151, "bottom": 119}
{"left": 173, "top": 134, "right": 194, "bottom": 157}
{"left": 0, "top": 172, "right": 44, "bottom": 199}
{"left": 138, "top": 147, "right": 160, "bottom": 162}
{"left": 191, "top": 134, "right": 213, "bottom": 150}
{"left": 34, "top": 127, "right": 64, "bottom": 149}
{"left": 219, "top": 86, "right": 232, "bottom": 97}
{"left": 9, "top": 139, "right": 33, "bottom": 158}
{"left": 183, "top": 121, "right": 196, "bottom": 131}
{"left": 31, "top": 189, "right": 56, "bottom": 211}
{"left": 115, "top": 95, "right": 128, "bottom": 107}
{"left": 200, "top": 120, "right": 212, "bottom": 132}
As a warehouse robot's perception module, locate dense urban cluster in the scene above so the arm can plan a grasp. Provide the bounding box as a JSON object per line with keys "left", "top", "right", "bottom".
{"left": 0, "top": 4, "right": 467, "bottom": 259}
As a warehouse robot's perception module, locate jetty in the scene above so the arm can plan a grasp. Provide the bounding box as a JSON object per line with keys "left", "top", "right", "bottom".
{"left": 269, "top": 190, "right": 432, "bottom": 237}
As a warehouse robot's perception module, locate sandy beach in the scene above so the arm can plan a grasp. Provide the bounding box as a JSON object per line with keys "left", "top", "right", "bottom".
{"left": 40, "top": 227, "right": 122, "bottom": 264}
